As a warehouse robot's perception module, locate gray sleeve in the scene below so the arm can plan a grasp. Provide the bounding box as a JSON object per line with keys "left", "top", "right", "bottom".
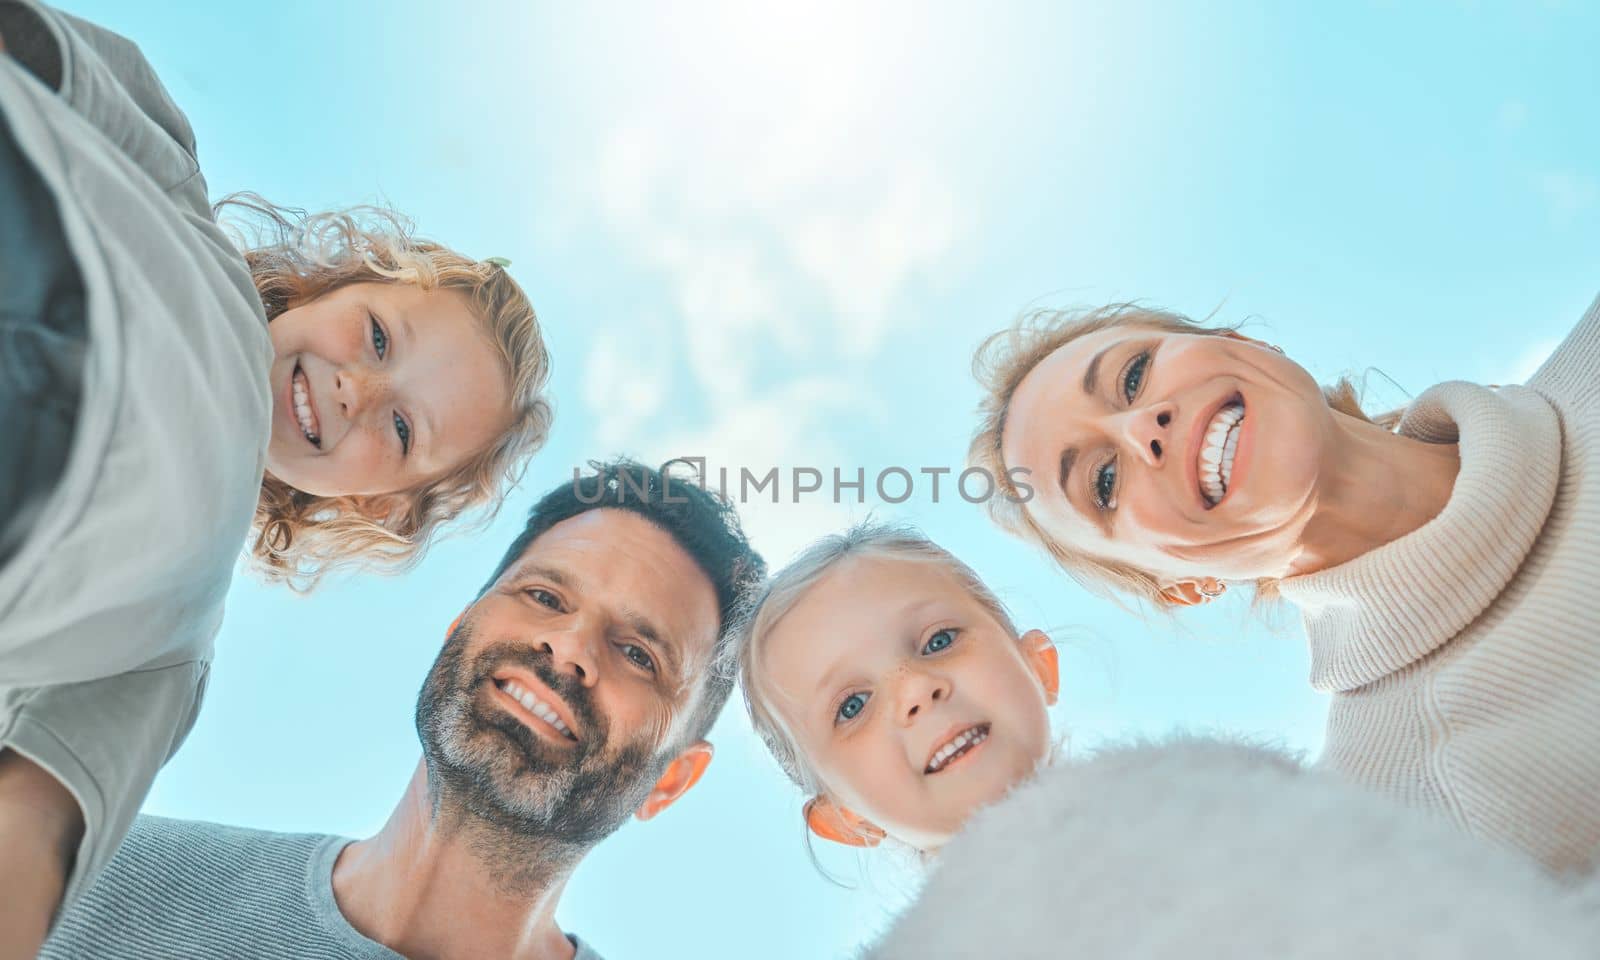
{"left": 0, "top": 0, "right": 209, "bottom": 217}
{"left": 0, "top": 660, "right": 210, "bottom": 920}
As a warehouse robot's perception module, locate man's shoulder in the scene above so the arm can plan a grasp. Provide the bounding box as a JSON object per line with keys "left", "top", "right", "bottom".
{"left": 42, "top": 815, "right": 357, "bottom": 959}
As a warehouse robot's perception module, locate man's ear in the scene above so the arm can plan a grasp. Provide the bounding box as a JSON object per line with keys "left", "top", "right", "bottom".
{"left": 635, "top": 741, "right": 714, "bottom": 822}
{"left": 1157, "top": 577, "right": 1226, "bottom": 607}
{"left": 803, "top": 796, "right": 885, "bottom": 848}
{"left": 1019, "top": 629, "right": 1060, "bottom": 706}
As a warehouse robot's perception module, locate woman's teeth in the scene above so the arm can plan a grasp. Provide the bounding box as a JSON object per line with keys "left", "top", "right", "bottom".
{"left": 1199, "top": 402, "right": 1244, "bottom": 506}
{"left": 926, "top": 724, "right": 990, "bottom": 774}
{"left": 291, "top": 367, "right": 321, "bottom": 447}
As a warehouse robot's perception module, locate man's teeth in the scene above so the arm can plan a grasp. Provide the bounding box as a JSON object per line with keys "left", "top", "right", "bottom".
{"left": 926, "top": 725, "right": 989, "bottom": 774}
{"left": 499, "top": 679, "right": 576, "bottom": 740}
{"left": 1199, "top": 402, "right": 1245, "bottom": 506}
{"left": 291, "top": 369, "right": 320, "bottom": 445}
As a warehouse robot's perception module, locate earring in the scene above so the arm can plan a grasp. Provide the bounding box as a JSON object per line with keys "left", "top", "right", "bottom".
{"left": 1198, "top": 580, "right": 1226, "bottom": 599}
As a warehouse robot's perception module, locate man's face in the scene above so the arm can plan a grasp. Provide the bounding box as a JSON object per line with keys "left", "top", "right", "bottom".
{"left": 415, "top": 509, "right": 722, "bottom": 845}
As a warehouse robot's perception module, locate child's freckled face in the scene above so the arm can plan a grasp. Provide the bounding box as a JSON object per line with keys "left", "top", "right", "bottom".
{"left": 763, "top": 555, "right": 1055, "bottom": 850}
{"left": 265, "top": 281, "right": 513, "bottom": 497}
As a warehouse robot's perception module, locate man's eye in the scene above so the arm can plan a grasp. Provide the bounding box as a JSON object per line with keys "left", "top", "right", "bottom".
{"left": 922, "top": 628, "right": 956, "bottom": 655}
{"left": 1122, "top": 351, "right": 1149, "bottom": 403}
{"left": 526, "top": 588, "right": 561, "bottom": 610}
{"left": 1093, "top": 459, "right": 1118, "bottom": 510}
{"left": 370, "top": 314, "right": 389, "bottom": 359}
{"left": 835, "top": 692, "right": 869, "bottom": 724}
{"left": 621, "top": 644, "right": 656, "bottom": 673}
{"left": 394, "top": 412, "right": 411, "bottom": 455}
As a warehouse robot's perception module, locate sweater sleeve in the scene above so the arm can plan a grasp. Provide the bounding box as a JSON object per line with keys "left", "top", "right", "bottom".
{"left": 0, "top": 0, "right": 209, "bottom": 218}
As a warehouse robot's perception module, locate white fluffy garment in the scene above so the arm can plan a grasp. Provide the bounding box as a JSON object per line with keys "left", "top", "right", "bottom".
{"left": 867, "top": 738, "right": 1598, "bottom": 960}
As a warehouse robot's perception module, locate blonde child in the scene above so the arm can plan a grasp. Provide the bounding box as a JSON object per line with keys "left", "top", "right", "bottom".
{"left": 735, "top": 521, "right": 1057, "bottom": 852}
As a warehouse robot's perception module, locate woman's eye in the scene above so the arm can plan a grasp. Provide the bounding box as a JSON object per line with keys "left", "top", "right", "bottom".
{"left": 835, "top": 692, "right": 869, "bottom": 724}
{"left": 621, "top": 644, "right": 656, "bottom": 673}
{"left": 393, "top": 411, "right": 411, "bottom": 455}
{"left": 370, "top": 314, "right": 389, "bottom": 359}
{"left": 1122, "top": 351, "right": 1150, "bottom": 403}
{"left": 1093, "top": 459, "right": 1118, "bottom": 509}
{"left": 922, "top": 628, "right": 956, "bottom": 654}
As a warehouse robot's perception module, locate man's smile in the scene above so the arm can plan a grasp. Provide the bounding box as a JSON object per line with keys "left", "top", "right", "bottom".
{"left": 489, "top": 671, "right": 581, "bottom": 743}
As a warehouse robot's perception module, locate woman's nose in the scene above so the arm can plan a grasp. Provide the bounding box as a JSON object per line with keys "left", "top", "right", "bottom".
{"left": 1118, "top": 401, "right": 1176, "bottom": 467}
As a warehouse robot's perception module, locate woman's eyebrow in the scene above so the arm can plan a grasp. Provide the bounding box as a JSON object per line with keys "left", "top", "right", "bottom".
{"left": 1082, "top": 344, "right": 1113, "bottom": 395}
{"left": 1056, "top": 447, "right": 1079, "bottom": 504}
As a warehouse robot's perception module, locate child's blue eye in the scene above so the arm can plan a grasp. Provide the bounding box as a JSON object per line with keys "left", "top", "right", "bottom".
{"left": 1122, "top": 351, "right": 1149, "bottom": 403}
{"left": 922, "top": 628, "right": 956, "bottom": 654}
{"left": 836, "top": 692, "right": 869, "bottom": 724}
{"left": 393, "top": 411, "right": 411, "bottom": 455}
{"left": 1093, "top": 460, "right": 1117, "bottom": 509}
{"left": 370, "top": 314, "right": 389, "bottom": 359}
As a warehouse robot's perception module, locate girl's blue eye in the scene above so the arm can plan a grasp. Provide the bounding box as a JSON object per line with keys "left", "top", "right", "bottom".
{"left": 922, "top": 628, "right": 956, "bottom": 654}
{"left": 1122, "top": 351, "right": 1149, "bottom": 403}
{"left": 836, "top": 692, "right": 869, "bottom": 723}
{"left": 393, "top": 411, "right": 411, "bottom": 455}
{"left": 371, "top": 314, "right": 389, "bottom": 359}
{"left": 1093, "top": 460, "right": 1117, "bottom": 509}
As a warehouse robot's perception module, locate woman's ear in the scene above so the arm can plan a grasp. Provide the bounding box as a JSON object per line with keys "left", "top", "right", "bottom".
{"left": 1157, "top": 577, "right": 1226, "bottom": 607}
{"left": 804, "top": 797, "right": 885, "bottom": 848}
{"left": 635, "top": 742, "right": 714, "bottom": 822}
{"left": 1019, "top": 629, "right": 1060, "bottom": 705}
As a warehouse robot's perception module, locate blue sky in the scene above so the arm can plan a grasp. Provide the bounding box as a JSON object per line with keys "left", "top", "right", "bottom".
{"left": 60, "top": 1, "right": 1600, "bottom": 956}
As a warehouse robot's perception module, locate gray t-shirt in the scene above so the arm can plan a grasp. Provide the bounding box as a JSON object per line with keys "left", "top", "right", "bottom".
{"left": 41, "top": 815, "right": 608, "bottom": 960}
{"left": 0, "top": 0, "right": 272, "bottom": 910}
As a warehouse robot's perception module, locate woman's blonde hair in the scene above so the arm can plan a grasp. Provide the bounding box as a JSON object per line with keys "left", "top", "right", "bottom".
{"left": 732, "top": 520, "right": 1020, "bottom": 811}
{"left": 219, "top": 194, "right": 553, "bottom": 590}
{"left": 967, "top": 302, "right": 1390, "bottom": 606}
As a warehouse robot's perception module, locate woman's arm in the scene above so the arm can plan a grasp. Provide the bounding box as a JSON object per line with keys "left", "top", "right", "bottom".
{"left": 0, "top": 749, "right": 82, "bottom": 960}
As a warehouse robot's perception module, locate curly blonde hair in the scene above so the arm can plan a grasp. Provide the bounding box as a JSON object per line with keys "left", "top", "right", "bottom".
{"left": 968, "top": 303, "right": 1392, "bottom": 606}
{"left": 219, "top": 194, "right": 553, "bottom": 590}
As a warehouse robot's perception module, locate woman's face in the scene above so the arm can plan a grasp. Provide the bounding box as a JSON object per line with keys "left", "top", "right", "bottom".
{"left": 1000, "top": 324, "right": 1335, "bottom": 582}
{"left": 265, "top": 281, "right": 513, "bottom": 497}
{"left": 763, "top": 555, "right": 1055, "bottom": 850}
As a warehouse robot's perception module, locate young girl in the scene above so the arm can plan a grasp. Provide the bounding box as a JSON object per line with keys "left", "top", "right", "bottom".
{"left": 0, "top": 2, "right": 549, "bottom": 948}
{"left": 735, "top": 521, "right": 1058, "bottom": 851}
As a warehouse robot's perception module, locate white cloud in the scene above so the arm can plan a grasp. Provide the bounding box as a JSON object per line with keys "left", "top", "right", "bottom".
{"left": 1537, "top": 170, "right": 1597, "bottom": 221}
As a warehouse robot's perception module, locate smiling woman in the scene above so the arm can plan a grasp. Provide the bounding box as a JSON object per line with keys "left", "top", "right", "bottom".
{"left": 968, "top": 294, "right": 1600, "bottom": 875}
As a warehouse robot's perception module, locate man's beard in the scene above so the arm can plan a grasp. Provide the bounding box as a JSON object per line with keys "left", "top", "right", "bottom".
{"left": 414, "top": 620, "right": 666, "bottom": 850}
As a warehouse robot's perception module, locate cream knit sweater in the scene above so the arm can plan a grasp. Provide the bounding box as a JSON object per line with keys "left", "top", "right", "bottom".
{"left": 1279, "top": 293, "right": 1600, "bottom": 875}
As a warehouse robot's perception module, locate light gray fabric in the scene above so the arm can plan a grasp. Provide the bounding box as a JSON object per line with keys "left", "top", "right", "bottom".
{"left": 40, "top": 816, "right": 607, "bottom": 960}
{"left": 0, "top": 0, "right": 272, "bottom": 916}
{"left": 868, "top": 738, "right": 1600, "bottom": 960}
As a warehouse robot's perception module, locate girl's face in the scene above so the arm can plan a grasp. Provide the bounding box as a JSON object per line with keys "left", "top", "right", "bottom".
{"left": 763, "top": 555, "right": 1056, "bottom": 850}
{"left": 1000, "top": 325, "right": 1335, "bottom": 583}
{"left": 265, "top": 282, "right": 513, "bottom": 497}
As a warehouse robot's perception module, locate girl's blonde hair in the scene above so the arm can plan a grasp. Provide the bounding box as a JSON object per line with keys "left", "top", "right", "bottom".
{"left": 219, "top": 194, "right": 553, "bottom": 590}
{"left": 732, "top": 520, "right": 1020, "bottom": 808}
{"left": 967, "top": 302, "right": 1393, "bottom": 606}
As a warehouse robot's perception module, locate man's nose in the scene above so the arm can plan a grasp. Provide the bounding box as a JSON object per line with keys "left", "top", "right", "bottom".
{"left": 1116, "top": 400, "right": 1177, "bottom": 468}
{"left": 538, "top": 618, "right": 602, "bottom": 688}
{"left": 895, "top": 667, "right": 952, "bottom": 727}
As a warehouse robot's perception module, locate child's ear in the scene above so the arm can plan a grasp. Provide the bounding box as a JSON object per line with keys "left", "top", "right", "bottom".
{"left": 804, "top": 797, "right": 885, "bottom": 848}
{"left": 634, "top": 742, "right": 713, "bottom": 822}
{"left": 1020, "top": 629, "right": 1060, "bottom": 705}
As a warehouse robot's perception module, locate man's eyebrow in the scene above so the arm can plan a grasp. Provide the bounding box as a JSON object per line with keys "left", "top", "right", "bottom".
{"left": 1082, "top": 344, "right": 1112, "bottom": 396}
{"left": 508, "top": 562, "right": 571, "bottom": 588}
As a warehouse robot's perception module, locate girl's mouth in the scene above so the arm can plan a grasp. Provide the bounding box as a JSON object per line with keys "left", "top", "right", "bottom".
{"left": 291, "top": 362, "right": 322, "bottom": 448}
{"left": 1197, "top": 396, "right": 1245, "bottom": 508}
{"left": 925, "top": 723, "right": 991, "bottom": 774}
